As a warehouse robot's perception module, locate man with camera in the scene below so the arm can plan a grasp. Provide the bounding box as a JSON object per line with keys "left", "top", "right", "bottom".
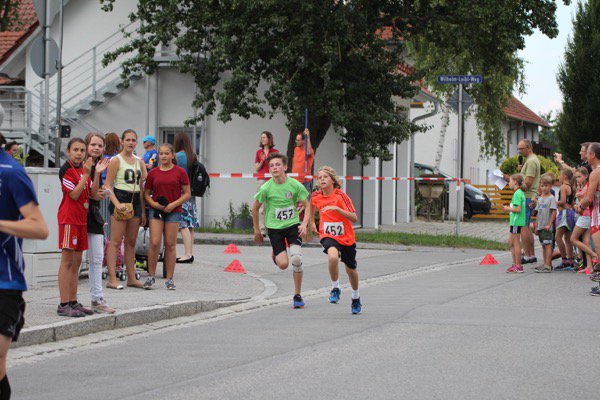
{"left": 553, "top": 142, "right": 592, "bottom": 175}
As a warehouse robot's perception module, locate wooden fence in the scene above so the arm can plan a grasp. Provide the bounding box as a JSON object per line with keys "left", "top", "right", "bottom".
{"left": 472, "top": 185, "right": 514, "bottom": 220}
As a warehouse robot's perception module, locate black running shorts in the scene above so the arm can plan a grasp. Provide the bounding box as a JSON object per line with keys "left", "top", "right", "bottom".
{"left": 320, "top": 237, "right": 358, "bottom": 269}
{"left": 0, "top": 290, "right": 25, "bottom": 342}
{"left": 509, "top": 226, "right": 522, "bottom": 234}
{"left": 268, "top": 224, "right": 302, "bottom": 257}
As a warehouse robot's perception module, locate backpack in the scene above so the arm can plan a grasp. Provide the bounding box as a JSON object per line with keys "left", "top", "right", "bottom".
{"left": 188, "top": 157, "right": 210, "bottom": 197}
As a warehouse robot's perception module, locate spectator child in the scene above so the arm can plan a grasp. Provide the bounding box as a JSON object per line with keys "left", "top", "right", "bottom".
{"left": 504, "top": 174, "right": 527, "bottom": 273}
{"left": 143, "top": 143, "right": 191, "bottom": 290}
{"left": 533, "top": 176, "right": 557, "bottom": 273}
{"left": 555, "top": 168, "right": 577, "bottom": 271}
{"left": 57, "top": 138, "right": 99, "bottom": 317}
{"left": 573, "top": 167, "right": 596, "bottom": 273}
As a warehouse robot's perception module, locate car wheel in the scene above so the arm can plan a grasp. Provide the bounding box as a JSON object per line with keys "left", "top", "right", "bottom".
{"left": 464, "top": 201, "right": 473, "bottom": 220}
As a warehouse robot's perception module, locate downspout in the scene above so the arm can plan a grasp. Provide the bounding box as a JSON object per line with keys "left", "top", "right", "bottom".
{"left": 409, "top": 99, "right": 440, "bottom": 222}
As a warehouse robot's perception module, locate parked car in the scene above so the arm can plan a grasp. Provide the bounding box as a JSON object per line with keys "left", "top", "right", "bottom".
{"left": 414, "top": 163, "right": 491, "bottom": 219}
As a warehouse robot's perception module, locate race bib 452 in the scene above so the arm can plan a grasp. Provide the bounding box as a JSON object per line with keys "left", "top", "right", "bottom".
{"left": 324, "top": 222, "right": 344, "bottom": 236}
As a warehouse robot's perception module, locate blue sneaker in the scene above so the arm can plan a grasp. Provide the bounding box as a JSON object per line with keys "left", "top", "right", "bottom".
{"left": 351, "top": 298, "right": 362, "bottom": 314}
{"left": 591, "top": 287, "right": 600, "bottom": 296}
{"left": 329, "top": 288, "right": 341, "bottom": 304}
{"left": 293, "top": 294, "right": 305, "bottom": 308}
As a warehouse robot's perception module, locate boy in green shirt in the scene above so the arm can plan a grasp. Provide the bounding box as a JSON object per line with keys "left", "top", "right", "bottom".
{"left": 253, "top": 153, "right": 310, "bottom": 308}
{"left": 504, "top": 174, "right": 527, "bottom": 273}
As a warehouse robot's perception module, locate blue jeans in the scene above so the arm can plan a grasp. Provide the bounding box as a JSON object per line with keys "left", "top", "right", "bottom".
{"left": 148, "top": 208, "right": 182, "bottom": 223}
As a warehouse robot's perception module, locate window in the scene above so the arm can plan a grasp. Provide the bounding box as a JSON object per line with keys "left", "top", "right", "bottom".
{"left": 160, "top": 127, "right": 202, "bottom": 154}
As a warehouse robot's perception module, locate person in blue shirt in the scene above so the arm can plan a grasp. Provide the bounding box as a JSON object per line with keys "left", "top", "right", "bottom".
{"left": 0, "top": 133, "right": 48, "bottom": 399}
{"left": 142, "top": 135, "right": 158, "bottom": 171}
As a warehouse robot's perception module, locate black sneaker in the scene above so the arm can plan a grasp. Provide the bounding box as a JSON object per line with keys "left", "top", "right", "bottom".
{"left": 351, "top": 298, "right": 362, "bottom": 314}
{"left": 293, "top": 294, "right": 305, "bottom": 308}
{"left": 521, "top": 257, "right": 537, "bottom": 264}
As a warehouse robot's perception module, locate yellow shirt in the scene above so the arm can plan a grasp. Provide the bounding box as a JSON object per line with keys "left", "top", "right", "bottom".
{"left": 114, "top": 154, "right": 142, "bottom": 192}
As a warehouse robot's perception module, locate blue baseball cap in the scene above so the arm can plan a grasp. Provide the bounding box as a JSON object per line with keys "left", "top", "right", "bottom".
{"left": 142, "top": 135, "right": 155, "bottom": 145}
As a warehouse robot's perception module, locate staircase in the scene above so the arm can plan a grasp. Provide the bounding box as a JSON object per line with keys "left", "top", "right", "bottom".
{"left": 1, "top": 20, "right": 157, "bottom": 165}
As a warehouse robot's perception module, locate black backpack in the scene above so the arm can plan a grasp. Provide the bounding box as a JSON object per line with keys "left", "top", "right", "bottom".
{"left": 188, "top": 157, "right": 210, "bottom": 197}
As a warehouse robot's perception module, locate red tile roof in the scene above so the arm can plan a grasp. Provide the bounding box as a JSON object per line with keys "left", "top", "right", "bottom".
{"left": 0, "top": 0, "right": 38, "bottom": 66}
{"left": 503, "top": 96, "right": 550, "bottom": 128}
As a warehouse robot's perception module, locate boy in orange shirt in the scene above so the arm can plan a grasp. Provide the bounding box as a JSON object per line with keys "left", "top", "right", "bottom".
{"left": 310, "top": 166, "right": 362, "bottom": 314}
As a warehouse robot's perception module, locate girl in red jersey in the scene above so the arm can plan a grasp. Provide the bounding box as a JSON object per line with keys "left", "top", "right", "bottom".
{"left": 57, "top": 138, "right": 105, "bottom": 317}
{"left": 143, "top": 144, "right": 191, "bottom": 290}
{"left": 310, "top": 166, "right": 362, "bottom": 314}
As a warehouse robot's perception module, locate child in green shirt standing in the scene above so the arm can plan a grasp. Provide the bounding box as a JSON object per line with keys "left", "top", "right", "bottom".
{"left": 504, "top": 174, "right": 527, "bottom": 273}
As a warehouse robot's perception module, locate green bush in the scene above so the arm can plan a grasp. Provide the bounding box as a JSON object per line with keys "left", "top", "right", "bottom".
{"left": 500, "top": 154, "right": 559, "bottom": 178}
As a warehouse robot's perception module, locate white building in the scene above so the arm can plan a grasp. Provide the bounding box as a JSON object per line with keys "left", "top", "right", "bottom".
{"left": 0, "top": 0, "right": 550, "bottom": 229}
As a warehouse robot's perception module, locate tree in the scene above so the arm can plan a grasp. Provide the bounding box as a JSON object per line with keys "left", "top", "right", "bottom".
{"left": 101, "top": 0, "right": 566, "bottom": 163}
{"left": 408, "top": 0, "right": 566, "bottom": 162}
{"left": 556, "top": 0, "right": 600, "bottom": 162}
{"left": 538, "top": 110, "right": 559, "bottom": 152}
{"left": 0, "top": 0, "right": 22, "bottom": 32}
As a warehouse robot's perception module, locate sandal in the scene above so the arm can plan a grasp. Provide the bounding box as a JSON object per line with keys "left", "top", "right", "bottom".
{"left": 106, "top": 282, "right": 124, "bottom": 290}
{"left": 126, "top": 281, "right": 144, "bottom": 289}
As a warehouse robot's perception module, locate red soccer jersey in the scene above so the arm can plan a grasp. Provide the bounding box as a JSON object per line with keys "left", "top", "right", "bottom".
{"left": 58, "top": 162, "right": 92, "bottom": 226}
{"left": 311, "top": 188, "right": 356, "bottom": 246}
{"left": 145, "top": 165, "right": 190, "bottom": 213}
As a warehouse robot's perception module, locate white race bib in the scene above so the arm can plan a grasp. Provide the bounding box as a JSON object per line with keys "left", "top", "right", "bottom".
{"left": 324, "top": 222, "right": 344, "bottom": 237}
{"left": 275, "top": 207, "right": 295, "bottom": 221}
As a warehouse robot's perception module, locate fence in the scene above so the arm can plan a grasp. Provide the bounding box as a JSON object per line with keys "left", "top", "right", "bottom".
{"left": 472, "top": 185, "right": 513, "bottom": 220}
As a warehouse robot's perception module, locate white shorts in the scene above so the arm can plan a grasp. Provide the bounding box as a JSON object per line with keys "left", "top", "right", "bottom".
{"left": 576, "top": 215, "right": 591, "bottom": 229}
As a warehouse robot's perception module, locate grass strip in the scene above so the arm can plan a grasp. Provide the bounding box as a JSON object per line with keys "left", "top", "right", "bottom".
{"left": 355, "top": 231, "right": 507, "bottom": 251}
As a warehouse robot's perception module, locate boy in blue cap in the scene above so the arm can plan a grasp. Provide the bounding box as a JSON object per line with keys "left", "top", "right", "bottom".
{"left": 142, "top": 135, "right": 158, "bottom": 170}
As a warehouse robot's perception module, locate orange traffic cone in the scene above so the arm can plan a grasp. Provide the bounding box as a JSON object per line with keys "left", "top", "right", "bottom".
{"left": 224, "top": 243, "right": 241, "bottom": 254}
{"left": 224, "top": 260, "right": 246, "bottom": 274}
{"left": 480, "top": 254, "right": 499, "bottom": 265}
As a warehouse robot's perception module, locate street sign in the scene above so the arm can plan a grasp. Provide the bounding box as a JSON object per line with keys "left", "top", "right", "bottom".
{"left": 447, "top": 88, "right": 474, "bottom": 113}
{"left": 30, "top": 36, "right": 59, "bottom": 78}
{"left": 437, "top": 75, "right": 484, "bottom": 85}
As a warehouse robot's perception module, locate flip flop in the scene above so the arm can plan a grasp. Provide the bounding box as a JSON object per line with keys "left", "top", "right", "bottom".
{"left": 126, "top": 282, "right": 145, "bottom": 289}
{"left": 106, "top": 282, "right": 124, "bottom": 290}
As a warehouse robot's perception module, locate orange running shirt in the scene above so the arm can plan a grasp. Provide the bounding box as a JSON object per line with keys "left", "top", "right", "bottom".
{"left": 292, "top": 146, "right": 314, "bottom": 181}
{"left": 311, "top": 188, "right": 356, "bottom": 246}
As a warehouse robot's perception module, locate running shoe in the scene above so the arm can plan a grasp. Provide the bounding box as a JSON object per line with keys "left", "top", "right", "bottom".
{"left": 143, "top": 276, "right": 155, "bottom": 290}
{"left": 351, "top": 298, "right": 362, "bottom": 314}
{"left": 57, "top": 304, "right": 86, "bottom": 318}
{"left": 293, "top": 294, "right": 305, "bottom": 308}
{"left": 574, "top": 258, "right": 584, "bottom": 269}
{"left": 555, "top": 263, "right": 574, "bottom": 272}
{"left": 165, "top": 279, "right": 176, "bottom": 290}
{"left": 506, "top": 265, "right": 524, "bottom": 273}
{"left": 329, "top": 288, "right": 341, "bottom": 304}
{"left": 591, "top": 287, "right": 600, "bottom": 296}
{"left": 534, "top": 265, "right": 552, "bottom": 273}
{"left": 521, "top": 257, "right": 537, "bottom": 264}
{"left": 72, "top": 302, "right": 94, "bottom": 315}
{"left": 590, "top": 273, "right": 600, "bottom": 282}
{"left": 91, "top": 299, "right": 116, "bottom": 314}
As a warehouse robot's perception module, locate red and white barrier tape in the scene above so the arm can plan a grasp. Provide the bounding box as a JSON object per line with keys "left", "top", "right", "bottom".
{"left": 208, "top": 172, "right": 463, "bottom": 184}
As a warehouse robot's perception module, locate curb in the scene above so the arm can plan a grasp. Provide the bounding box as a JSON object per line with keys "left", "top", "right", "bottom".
{"left": 13, "top": 299, "right": 242, "bottom": 348}
{"left": 195, "top": 237, "right": 414, "bottom": 251}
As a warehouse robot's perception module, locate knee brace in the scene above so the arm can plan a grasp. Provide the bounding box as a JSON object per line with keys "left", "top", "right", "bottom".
{"left": 289, "top": 244, "right": 303, "bottom": 272}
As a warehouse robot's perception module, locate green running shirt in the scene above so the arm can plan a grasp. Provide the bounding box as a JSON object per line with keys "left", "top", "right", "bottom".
{"left": 255, "top": 177, "right": 309, "bottom": 230}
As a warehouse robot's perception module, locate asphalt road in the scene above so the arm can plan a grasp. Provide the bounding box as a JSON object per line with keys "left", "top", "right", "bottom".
{"left": 9, "top": 246, "right": 600, "bottom": 400}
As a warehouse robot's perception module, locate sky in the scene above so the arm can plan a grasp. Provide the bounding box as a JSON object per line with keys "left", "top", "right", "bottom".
{"left": 516, "top": 1, "right": 579, "bottom": 118}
